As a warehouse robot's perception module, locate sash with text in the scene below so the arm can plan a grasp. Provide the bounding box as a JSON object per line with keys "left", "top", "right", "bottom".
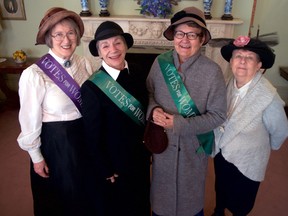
{"left": 36, "top": 54, "right": 82, "bottom": 112}
{"left": 158, "top": 50, "right": 214, "bottom": 154}
{"left": 90, "top": 70, "right": 145, "bottom": 126}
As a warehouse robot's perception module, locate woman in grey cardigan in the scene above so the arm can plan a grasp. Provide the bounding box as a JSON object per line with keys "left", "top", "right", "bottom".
{"left": 146, "top": 7, "right": 227, "bottom": 216}
{"left": 212, "top": 36, "right": 288, "bottom": 216}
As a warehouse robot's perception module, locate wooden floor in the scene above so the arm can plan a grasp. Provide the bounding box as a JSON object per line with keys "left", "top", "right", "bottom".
{"left": 0, "top": 105, "right": 288, "bottom": 216}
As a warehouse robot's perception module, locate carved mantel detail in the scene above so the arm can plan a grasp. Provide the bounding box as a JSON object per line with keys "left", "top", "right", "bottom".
{"left": 81, "top": 15, "right": 243, "bottom": 80}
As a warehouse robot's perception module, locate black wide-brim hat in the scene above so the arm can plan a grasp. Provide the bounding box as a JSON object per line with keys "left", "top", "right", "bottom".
{"left": 89, "top": 21, "right": 134, "bottom": 56}
{"left": 163, "top": 6, "right": 211, "bottom": 45}
{"left": 221, "top": 37, "right": 276, "bottom": 69}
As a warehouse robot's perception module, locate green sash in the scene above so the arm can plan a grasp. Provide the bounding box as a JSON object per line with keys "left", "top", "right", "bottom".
{"left": 89, "top": 70, "right": 145, "bottom": 126}
{"left": 158, "top": 50, "right": 214, "bottom": 155}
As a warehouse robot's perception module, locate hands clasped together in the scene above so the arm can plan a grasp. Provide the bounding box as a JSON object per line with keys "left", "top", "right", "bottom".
{"left": 152, "top": 107, "right": 174, "bottom": 129}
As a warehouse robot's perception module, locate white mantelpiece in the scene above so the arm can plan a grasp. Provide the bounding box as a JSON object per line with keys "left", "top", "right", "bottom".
{"left": 81, "top": 15, "right": 243, "bottom": 80}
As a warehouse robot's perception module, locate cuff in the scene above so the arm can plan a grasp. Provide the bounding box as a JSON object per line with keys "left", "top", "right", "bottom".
{"left": 28, "top": 148, "right": 44, "bottom": 163}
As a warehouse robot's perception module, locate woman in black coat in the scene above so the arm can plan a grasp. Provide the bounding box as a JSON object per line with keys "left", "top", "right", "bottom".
{"left": 80, "top": 21, "right": 151, "bottom": 216}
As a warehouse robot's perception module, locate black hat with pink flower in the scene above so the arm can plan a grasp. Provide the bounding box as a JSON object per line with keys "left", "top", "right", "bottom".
{"left": 221, "top": 36, "right": 276, "bottom": 69}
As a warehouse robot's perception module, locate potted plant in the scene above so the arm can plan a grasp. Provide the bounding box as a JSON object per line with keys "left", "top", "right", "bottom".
{"left": 13, "top": 50, "right": 27, "bottom": 64}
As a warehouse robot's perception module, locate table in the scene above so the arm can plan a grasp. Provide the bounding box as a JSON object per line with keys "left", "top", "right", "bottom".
{"left": 0, "top": 57, "right": 38, "bottom": 108}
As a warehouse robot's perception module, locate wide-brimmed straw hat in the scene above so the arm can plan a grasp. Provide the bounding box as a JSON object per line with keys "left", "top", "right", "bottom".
{"left": 89, "top": 21, "right": 134, "bottom": 56}
{"left": 221, "top": 36, "right": 276, "bottom": 69}
{"left": 163, "top": 6, "right": 211, "bottom": 45}
{"left": 36, "top": 7, "right": 84, "bottom": 45}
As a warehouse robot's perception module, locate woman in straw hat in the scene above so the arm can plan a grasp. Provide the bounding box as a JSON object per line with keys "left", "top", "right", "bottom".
{"left": 146, "top": 6, "right": 227, "bottom": 216}
{"left": 17, "top": 7, "right": 98, "bottom": 216}
{"left": 211, "top": 36, "right": 288, "bottom": 216}
{"left": 80, "top": 21, "right": 151, "bottom": 216}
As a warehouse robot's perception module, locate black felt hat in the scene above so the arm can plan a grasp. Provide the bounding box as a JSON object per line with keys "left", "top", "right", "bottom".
{"left": 89, "top": 21, "right": 134, "bottom": 56}
{"left": 221, "top": 36, "right": 276, "bottom": 69}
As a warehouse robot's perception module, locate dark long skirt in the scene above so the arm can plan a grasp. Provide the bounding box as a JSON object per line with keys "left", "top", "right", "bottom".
{"left": 30, "top": 119, "right": 85, "bottom": 216}
{"left": 84, "top": 161, "right": 151, "bottom": 216}
{"left": 214, "top": 152, "right": 260, "bottom": 216}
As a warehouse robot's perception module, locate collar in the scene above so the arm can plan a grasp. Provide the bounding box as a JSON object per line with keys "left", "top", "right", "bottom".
{"left": 233, "top": 78, "right": 252, "bottom": 99}
{"left": 48, "top": 49, "right": 74, "bottom": 68}
{"left": 173, "top": 49, "right": 202, "bottom": 71}
{"left": 102, "top": 60, "right": 129, "bottom": 80}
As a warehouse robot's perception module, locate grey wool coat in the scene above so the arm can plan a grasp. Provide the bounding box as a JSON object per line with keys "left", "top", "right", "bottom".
{"left": 146, "top": 50, "right": 227, "bottom": 216}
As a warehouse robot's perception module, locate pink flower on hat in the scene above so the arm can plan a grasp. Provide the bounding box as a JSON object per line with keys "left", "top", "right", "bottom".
{"left": 233, "top": 36, "right": 250, "bottom": 47}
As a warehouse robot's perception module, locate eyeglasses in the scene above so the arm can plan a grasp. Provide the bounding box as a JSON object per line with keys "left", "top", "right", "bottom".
{"left": 51, "top": 31, "right": 77, "bottom": 41}
{"left": 174, "top": 31, "right": 201, "bottom": 40}
{"left": 232, "top": 54, "right": 259, "bottom": 63}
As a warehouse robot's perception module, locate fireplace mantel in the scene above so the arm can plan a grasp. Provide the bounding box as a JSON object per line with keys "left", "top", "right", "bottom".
{"left": 81, "top": 15, "right": 243, "bottom": 80}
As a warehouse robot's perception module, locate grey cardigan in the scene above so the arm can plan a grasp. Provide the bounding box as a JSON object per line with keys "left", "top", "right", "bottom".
{"left": 213, "top": 72, "right": 288, "bottom": 181}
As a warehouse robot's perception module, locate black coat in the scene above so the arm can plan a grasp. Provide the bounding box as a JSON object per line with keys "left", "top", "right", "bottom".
{"left": 80, "top": 63, "right": 151, "bottom": 216}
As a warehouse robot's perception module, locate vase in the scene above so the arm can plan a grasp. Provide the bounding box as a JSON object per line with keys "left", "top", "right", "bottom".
{"left": 14, "top": 58, "right": 26, "bottom": 64}
{"left": 203, "top": 0, "right": 213, "bottom": 20}
{"left": 221, "top": 0, "right": 234, "bottom": 20}
{"left": 80, "top": 0, "right": 92, "bottom": 16}
{"left": 99, "top": 0, "right": 110, "bottom": 17}
{"left": 144, "top": 14, "right": 162, "bottom": 19}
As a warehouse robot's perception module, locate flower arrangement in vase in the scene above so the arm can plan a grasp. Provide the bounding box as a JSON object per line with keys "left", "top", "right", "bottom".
{"left": 13, "top": 50, "right": 27, "bottom": 64}
{"left": 138, "top": 0, "right": 172, "bottom": 18}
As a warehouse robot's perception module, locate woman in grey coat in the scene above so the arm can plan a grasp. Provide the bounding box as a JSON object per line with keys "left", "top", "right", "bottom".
{"left": 146, "top": 7, "right": 227, "bottom": 216}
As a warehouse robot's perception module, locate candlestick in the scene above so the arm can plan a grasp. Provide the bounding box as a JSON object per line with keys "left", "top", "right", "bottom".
{"left": 221, "top": 0, "right": 234, "bottom": 20}
{"left": 99, "top": 0, "right": 110, "bottom": 17}
{"left": 80, "top": 0, "right": 92, "bottom": 17}
{"left": 203, "top": 0, "right": 213, "bottom": 20}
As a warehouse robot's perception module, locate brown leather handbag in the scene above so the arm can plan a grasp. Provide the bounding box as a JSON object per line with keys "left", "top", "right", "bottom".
{"left": 143, "top": 106, "right": 168, "bottom": 154}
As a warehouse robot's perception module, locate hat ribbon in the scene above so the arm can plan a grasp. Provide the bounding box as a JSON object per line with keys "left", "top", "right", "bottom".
{"left": 171, "top": 11, "right": 206, "bottom": 27}
{"left": 95, "top": 28, "right": 123, "bottom": 40}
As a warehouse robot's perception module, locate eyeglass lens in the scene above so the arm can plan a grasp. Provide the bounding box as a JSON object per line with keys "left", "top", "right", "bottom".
{"left": 174, "top": 31, "right": 200, "bottom": 40}
{"left": 52, "top": 31, "right": 76, "bottom": 41}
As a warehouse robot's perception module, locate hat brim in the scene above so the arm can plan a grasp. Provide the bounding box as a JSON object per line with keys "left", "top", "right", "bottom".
{"left": 89, "top": 33, "right": 134, "bottom": 57}
{"left": 221, "top": 44, "right": 275, "bottom": 69}
{"left": 163, "top": 18, "right": 211, "bottom": 45}
{"left": 36, "top": 10, "right": 84, "bottom": 45}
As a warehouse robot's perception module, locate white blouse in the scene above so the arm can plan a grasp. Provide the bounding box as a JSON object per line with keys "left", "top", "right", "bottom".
{"left": 17, "top": 50, "right": 99, "bottom": 163}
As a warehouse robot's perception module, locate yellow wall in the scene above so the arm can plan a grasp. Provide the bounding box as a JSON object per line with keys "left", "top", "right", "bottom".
{"left": 0, "top": 0, "right": 287, "bottom": 101}
{"left": 0, "top": 0, "right": 252, "bottom": 57}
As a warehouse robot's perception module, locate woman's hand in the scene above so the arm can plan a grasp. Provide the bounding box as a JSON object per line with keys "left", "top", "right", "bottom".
{"left": 152, "top": 107, "right": 174, "bottom": 129}
{"left": 33, "top": 160, "right": 49, "bottom": 178}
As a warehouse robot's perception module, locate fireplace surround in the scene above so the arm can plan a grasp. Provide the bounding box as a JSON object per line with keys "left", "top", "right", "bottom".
{"left": 81, "top": 15, "right": 243, "bottom": 80}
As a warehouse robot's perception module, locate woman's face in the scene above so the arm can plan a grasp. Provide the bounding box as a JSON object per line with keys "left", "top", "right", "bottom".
{"left": 230, "top": 49, "right": 262, "bottom": 88}
{"left": 97, "top": 35, "right": 127, "bottom": 70}
{"left": 173, "top": 23, "right": 205, "bottom": 63}
{"left": 50, "top": 20, "right": 78, "bottom": 60}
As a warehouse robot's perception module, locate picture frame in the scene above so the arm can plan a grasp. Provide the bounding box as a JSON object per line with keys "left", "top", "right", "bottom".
{"left": 0, "top": 0, "right": 26, "bottom": 20}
